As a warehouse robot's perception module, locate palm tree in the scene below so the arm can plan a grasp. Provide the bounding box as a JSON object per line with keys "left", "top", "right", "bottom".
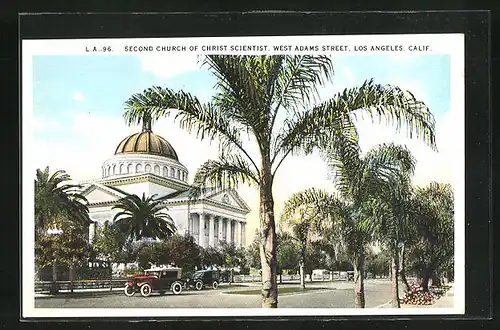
{"left": 280, "top": 188, "right": 334, "bottom": 288}
{"left": 34, "top": 166, "right": 91, "bottom": 292}
{"left": 322, "top": 141, "right": 419, "bottom": 308}
{"left": 123, "top": 55, "right": 436, "bottom": 307}
{"left": 356, "top": 144, "right": 417, "bottom": 308}
{"left": 35, "top": 166, "right": 91, "bottom": 236}
{"left": 112, "top": 193, "right": 177, "bottom": 241}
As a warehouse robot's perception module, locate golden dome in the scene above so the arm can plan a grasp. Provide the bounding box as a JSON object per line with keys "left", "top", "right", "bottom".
{"left": 114, "top": 131, "right": 179, "bottom": 161}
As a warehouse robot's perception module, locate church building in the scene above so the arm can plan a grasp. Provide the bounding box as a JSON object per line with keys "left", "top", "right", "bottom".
{"left": 79, "top": 126, "right": 250, "bottom": 248}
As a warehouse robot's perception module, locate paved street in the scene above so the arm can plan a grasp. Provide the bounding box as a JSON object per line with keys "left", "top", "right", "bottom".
{"left": 35, "top": 279, "right": 396, "bottom": 309}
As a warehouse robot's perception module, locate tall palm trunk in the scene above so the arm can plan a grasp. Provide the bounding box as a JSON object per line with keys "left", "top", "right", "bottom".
{"left": 51, "top": 261, "right": 58, "bottom": 294}
{"left": 259, "top": 155, "right": 278, "bottom": 308}
{"left": 399, "top": 245, "right": 410, "bottom": 292}
{"left": 353, "top": 249, "right": 365, "bottom": 308}
{"left": 299, "top": 247, "right": 306, "bottom": 289}
{"left": 391, "top": 255, "right": 401, "bottom": 308}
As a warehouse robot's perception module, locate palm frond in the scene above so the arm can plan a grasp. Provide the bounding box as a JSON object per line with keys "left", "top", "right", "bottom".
{"left": 190, "top": 153, "right": 260, "bottom": 198}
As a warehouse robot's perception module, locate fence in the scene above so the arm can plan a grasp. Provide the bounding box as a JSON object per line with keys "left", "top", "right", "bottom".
{"left": 35, "top": 279, "right": 128, "bottom": 293}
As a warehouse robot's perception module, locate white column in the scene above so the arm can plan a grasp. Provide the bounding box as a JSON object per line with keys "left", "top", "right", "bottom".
{"left": 241, "top": 222, "right": 246, "bottom": 246}
{"left": 88, "top": 222, "right": 96, "bottom": 243}
{"left": 218, "top": 217, "right": 223, "bottom": 246}
{"left": 236, "top": 221, "right": 242, "bottom": 247}
{"left": 199, "top": 213, "right": 205, "bottom": 247}
{"left": 226, "top": 218, "right": 232, "bottom": 243}
{"left": 208, "top": 214, "right": 215, "bottom": 247}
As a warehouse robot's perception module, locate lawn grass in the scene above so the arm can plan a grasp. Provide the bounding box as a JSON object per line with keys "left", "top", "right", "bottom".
{"left": 226, "top": 287, "right": 330, "bottom": 295}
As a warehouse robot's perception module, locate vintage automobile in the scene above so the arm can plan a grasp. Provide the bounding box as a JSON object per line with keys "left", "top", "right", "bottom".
{"left": 186, "top": 269, "right": 221, "bottom": 290}
{"left": 124, "top": 267, "right": 184, "bottom": 297}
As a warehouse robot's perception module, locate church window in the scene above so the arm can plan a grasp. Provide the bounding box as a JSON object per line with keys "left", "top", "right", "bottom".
{"left": 170, "top": 168, "right": 175, "bottom": 177}
{"left": 127, "top": 164, "right": 132, "bottom": 174}
{"left": 154, "top": 165, "right": 160, "bottom": 175}
{"left": 119, "top": 164, "right": 124, "bottom": 174}
{"left": 163, "top": 166, "right": 168, "bottom": 177}
{"left": 112, "top": 165, "right": 116, "bottom": 175}
{"left": 176, "top": 169, "right": 180, "bottom": 179}
{"left": 145, "top": 164, "right": 152, "bottom": 173}
{"left": 136, "top": 164, "right": 143, "bottom": 173}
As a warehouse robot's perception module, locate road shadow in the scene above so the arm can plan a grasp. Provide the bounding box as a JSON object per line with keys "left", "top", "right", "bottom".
{"left": 35, "top": 291, "right": 122, "bottom": 300}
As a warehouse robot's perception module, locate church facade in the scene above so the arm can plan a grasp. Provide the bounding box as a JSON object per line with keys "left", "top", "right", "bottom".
{"left": 80, "top": 128, "right": 250, "bottom": 248}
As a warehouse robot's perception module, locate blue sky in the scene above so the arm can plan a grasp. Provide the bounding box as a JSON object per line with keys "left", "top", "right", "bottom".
{"left": 31, "top": 54, "right": 454, "bottom": 242}
{"left": 33, "top": 54, "right": 450, "bottom": 141}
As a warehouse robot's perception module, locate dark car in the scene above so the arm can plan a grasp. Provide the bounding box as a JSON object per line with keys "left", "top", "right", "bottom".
{"left": 124, "top": 267, "right": 184, "bottom": 297}
{"left": 189, "top": 269, "right": 221, "bottom": 290}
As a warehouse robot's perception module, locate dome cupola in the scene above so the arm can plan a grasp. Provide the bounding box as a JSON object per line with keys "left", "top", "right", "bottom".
{"left": 114, "top": 131, "right": 179, "bottom": 161}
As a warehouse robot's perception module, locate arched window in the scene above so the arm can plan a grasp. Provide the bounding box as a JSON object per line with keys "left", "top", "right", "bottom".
{"left": 127, "top": 163, "right": 133, "bottom": 174}
{"left": 136, "top": 164, "right": 143, "bottom": 173}
{"left": 163, "top": 166, "right": 168, "bottom": 177}
{"left": 154, "top": 165, "right": 160, "bottom": 175}
{"left": 107, "top": 166, "right": 111, "bottom": 176}
{"left": 145, "top": 164, "right": 152, "bottom": 173}
{"left": 112, "top": 165, "right": 116, "bottom": 175}
{"left": 176, "top": 169, "right": 180, "bottom": 179}
{"left": 170, "top": 168, "right": 175, "bottom": 177}
{"left": 119, "top": 164, "right": 125, "bottom": 174}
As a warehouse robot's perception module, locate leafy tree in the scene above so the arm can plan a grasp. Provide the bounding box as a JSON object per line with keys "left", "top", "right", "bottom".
{"left": 93, "top": 221, "right": 134, "bottom": 279}
{"left": 245, "top": 230, "right": 261, "bottom": 269}
{"left": 155, "top": 234, "right": 201, "bottom": 273}
{"left": 124, "top": 55, "right": 436, "bottom": 307}
{"left": 113, "top": 193, "right": 177, "bottom": 241}
{"left": 365, "top": 247, "right": 391, "bottom": 278}
{"left": 134, "top": 241, "right": 164, "bottom": 271}
{"left": 200, "top": 245, "right": 225, "bottom": 269}
{"left": 35, "top": 213, "right": 91, "bottom": 270}
{"left": 276, "top": 232, "right": 300, "bottom": 283}
{"left": 219, "top": 240, "right": 246, "bottom": 282}
{"left": 406, "top": 182, "right": 454, "bottom": 291}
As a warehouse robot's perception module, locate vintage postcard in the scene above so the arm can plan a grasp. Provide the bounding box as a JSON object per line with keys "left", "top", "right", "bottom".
{"left": 22, "top": 34, "right": 465, "bottom": 318}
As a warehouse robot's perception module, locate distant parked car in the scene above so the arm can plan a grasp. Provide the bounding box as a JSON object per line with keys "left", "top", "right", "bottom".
{"left": 187, "top": 269, "right": 221, "bottom": 290}
{"left": 124, "top": 267, "right": 184, "bottom": 297}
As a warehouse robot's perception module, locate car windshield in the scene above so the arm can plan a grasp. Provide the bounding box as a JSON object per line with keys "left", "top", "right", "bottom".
{"left": 193, "top": 271, "right": 205, "bottom": 278}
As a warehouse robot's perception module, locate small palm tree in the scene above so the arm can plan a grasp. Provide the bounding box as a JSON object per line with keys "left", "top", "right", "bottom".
{"left": 124, "top": 55, "right": 436, "bottom": 307}
{"left": 112, "top": 193, "right": 177, "bottom": 241}
{"left": 280, "top": 188, "right": 335, "bottom": 288}
{"left": 35, "top": 166, "right": 91, "bottom": 236}
{"left": 324, "top": 141, "right": 418, "bottom": 308}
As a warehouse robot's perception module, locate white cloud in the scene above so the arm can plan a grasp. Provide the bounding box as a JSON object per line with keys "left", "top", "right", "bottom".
{"left": 33, "top": 116, "right": 62, "bottom": 133}
{"left": 31, "top": 105, "right": 456, "bottom": 245}
{"left": 72, "top": 92, "right": 84, "bottom": 101}
{"left": 139, "top": 53, "right": 204, "bottom": 78}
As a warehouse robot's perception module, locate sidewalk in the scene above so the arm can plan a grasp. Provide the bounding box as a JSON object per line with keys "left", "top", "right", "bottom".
{"left": 35, "top": 287, "right": 124, "bottom": 298}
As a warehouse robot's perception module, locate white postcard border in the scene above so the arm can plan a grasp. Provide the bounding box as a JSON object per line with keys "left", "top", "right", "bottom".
{"left": 22, "top": 34, "right": 465, "bottom": 318}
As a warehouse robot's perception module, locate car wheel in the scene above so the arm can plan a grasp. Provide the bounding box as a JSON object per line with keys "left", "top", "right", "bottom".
{"left": 171, "top": 281, "right": 183, "bottom": 295}
{"left": 212, "top": 281, "right": 219, "bottom": 290}
{"left": 124, "top": 285, "right": 135, "bottom": 297}
{"left": 195, "top": 280, "right": 203, "bottom": 291}
{"left": 140, "top": 283, "right": 152, "bottom": 297}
